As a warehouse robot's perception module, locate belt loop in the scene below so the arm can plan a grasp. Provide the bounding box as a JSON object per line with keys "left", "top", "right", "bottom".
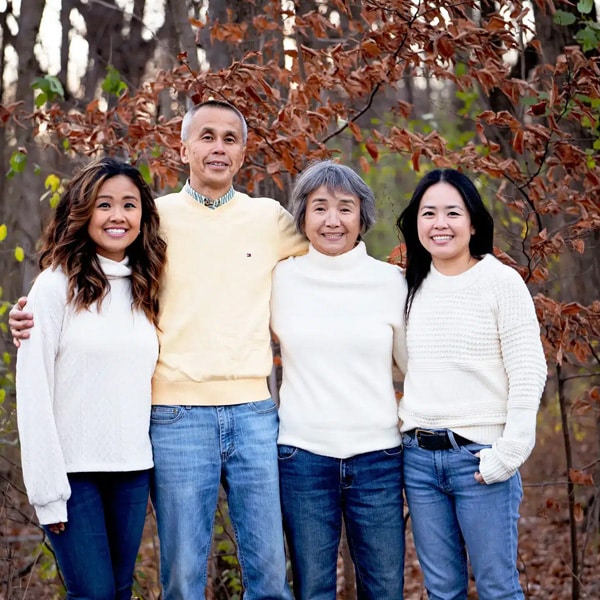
{"left": 447, "top": 430, "right": 461, "bottom": 451}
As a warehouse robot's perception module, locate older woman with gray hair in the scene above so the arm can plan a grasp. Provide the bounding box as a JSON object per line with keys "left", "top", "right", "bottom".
{"left": 270, "top": 160, "right": 407, "bottom": 599}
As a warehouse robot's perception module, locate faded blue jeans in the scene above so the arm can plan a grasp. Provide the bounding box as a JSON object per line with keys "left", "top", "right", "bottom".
{"left": 150, "top": 400, "right": 292, "bottom": 600}
{"left": 402, "top": 431, "right": 524, "bottom": 600}
{"left": 43, "top": 470, "right": 150, "bottom": 600}
{"left": 278, "top": 445, "right": 405, "bottom": 600}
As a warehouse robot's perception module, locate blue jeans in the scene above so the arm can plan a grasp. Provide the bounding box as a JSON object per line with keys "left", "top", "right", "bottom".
{"left": 150, "top": 400, "right": 292, "bottom": 600}
{"left": 43, "top": 470, "right": 150, "bottom": 600}
{"left": 402, "top": 431, "right": 524, "bottom": 600}
{"left": 278, "top": 445, "right": 405, "bottom": 600}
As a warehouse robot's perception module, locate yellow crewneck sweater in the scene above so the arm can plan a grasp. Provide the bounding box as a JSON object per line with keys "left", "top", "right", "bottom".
{"left": 152, "top": 189, "right": 307, "bottom": 406}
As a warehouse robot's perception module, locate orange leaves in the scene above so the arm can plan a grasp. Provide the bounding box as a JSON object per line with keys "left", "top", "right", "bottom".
{"left": 568, "top": 469, "right": 594, "bottom": 487}
{"left": 535, "top": 294, "right": 600, "bottom": 367}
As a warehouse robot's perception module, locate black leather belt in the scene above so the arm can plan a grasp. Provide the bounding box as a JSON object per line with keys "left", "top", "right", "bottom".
{"left": 406, "top": 429, "right": 473, "bottom": 451}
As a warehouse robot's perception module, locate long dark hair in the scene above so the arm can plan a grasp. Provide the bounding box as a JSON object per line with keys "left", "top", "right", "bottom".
{"left": 39, "top": 157, "right": 167, "bottom": 326}
{"left": 396, "top": 169, "right": 494, "bottom": 320}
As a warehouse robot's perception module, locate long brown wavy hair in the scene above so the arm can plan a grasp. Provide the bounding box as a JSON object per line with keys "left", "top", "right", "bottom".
{"left": 39, "top": 157, "right": 167, "bottom": 326}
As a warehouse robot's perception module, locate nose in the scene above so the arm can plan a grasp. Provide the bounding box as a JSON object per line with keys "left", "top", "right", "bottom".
{"left": 325, "top": 209, "right": 340, "bottom": 226}
{"left": 109, "top": 206, "right": 126, "bottom": 221}
{"left": 433, "top": 213, "right": 447, "bottom": 228}
{"left": 213, "top": 137, "right": 226, "bottom": 152}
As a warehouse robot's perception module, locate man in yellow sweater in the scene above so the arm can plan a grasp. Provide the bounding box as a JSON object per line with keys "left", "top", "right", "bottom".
{"left": 11, "top": 101, "right": 306, "bottom": 600}
{"left": 150, "top": 101, "right": 306, "bottom": 599}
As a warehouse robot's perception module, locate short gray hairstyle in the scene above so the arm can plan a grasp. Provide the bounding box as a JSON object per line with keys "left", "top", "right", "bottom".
{"left": 291, "top": 160, "right": 376, "bottom": 237}
{"left": 180, "top": 100, "right": 248, "bottom": 144}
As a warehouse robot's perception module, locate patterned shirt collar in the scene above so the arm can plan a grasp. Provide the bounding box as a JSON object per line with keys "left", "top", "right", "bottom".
{"left": 184, "top": 180, "right": 235, "bottom": 209}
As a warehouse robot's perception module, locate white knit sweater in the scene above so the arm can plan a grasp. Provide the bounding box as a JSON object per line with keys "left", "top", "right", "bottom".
{"left": 271, "top": 242, "right": 407, "bottom": 459}
{"left": 16, "top": 256, "right": 158, "bottom": 525}
{"left": 398, "top": 254, "right": 547, "bottom": 484}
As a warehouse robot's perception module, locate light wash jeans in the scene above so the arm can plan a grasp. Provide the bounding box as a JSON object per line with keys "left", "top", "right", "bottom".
{"left": 150, "top": 400, "right": 292, "bottom": 600}
{"left": 278, "top": 445, "right": 405, "bottom": 600}
{"left": 44, "top": 470, "right": 150, "bottom": 600}
{"left": 402, "top": 431, "right": 524, "bottom": 600}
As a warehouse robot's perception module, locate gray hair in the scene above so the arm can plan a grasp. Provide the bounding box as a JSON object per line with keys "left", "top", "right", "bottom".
{"left": 180, "top": 100, "right": 248, "bottom": 144}
{"left": 291, "top": 160, "right": 376, "bottom": 237}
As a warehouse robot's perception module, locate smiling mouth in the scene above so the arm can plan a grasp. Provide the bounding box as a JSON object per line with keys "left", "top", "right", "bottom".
{"left": 431, "top": 235, "right": 452, "bottom": 241}
{"left": 105, "top": 228, "right": 128, "bottom": 236}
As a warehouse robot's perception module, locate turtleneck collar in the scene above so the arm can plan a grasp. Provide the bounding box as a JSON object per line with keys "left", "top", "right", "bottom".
{"left": 97, "top": 254, "right": 132, "bottom": 279}
{"left": 306, "top": 241, "right": 367, "bottom": 271}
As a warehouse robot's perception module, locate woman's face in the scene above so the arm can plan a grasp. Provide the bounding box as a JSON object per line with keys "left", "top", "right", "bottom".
{"left": 417, "top": 181, "right": 475, "bottom": 273}
{"left": 303, "top": 185, "right": 361, "bottom": 256}
{"left": 87, "top": 175, "right": 142, "bottom": 261}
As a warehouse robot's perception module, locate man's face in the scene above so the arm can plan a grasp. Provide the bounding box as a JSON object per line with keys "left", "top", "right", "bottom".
{"left": 181, "top": 106, "right": 246, "bottom": 199}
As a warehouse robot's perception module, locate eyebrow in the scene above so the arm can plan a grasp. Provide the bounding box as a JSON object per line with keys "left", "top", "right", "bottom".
{"left": 311, "top": 196, "right": 357, "bottom": 204}
{"left": 199, "top": 126, "right": 239, "bottom": 138}
{"left": 96, "top": 194, "right": 139, "bottom": 200}
{"left": 420, "top": 204, "right": 464, "bottom": 210}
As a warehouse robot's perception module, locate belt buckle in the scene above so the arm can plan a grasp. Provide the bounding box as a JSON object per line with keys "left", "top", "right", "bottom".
{"left": 415, "top": 428, "right": 438, "bottom": 449}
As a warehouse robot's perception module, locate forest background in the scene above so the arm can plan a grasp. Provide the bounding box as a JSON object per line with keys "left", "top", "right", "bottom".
{"left": 0, "top": 0, "right": 598, "bottom": 598}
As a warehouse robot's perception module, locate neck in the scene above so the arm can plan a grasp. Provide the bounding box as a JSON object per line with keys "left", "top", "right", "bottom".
{"left": 432, "top": 254, "right": 478, "bottom": 276}
{"left": 188, "top": 178, "right": 233, "bottom": 201}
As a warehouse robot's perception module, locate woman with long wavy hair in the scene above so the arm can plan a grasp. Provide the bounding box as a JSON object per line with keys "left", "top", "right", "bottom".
{"left": 16, "top": 157, "right": 166, "bottom": 599}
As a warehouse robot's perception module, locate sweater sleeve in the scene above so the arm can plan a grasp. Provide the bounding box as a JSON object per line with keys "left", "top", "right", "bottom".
{"left": 16, "top": 269, "right": 71, "bottom": 525}
{"left": 392, "top": 269, "right": 408, "bottom": 376}
{"left": 277, "top": 204, "right": 309, "bottom": 260}
{"left": 478, "top": 270, "right": 547, "bottom": 484}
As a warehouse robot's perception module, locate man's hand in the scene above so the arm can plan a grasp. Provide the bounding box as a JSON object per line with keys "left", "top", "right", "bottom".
{"left": 9, "top": 297, "right": 33, "bottom": 348}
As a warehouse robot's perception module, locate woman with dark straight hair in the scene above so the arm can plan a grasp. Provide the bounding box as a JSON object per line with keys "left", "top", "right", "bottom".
{"left": 396, "top": 168, "right": 546, "bottom": 599}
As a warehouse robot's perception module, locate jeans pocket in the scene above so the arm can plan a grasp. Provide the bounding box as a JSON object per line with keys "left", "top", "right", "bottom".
{"left": 249, "top": 398, "right": 277, "bottom": 414}
{"left": 382, "top": 445, "right": 403, "bottom": 457}
{"left": 401, "top": 433, "right": 418, "bottom": 449}
{"left": 460, "top": 443, "right": 491, "bottom": 460}
{"left": 150, "top": 405, "right": 185, "bottom": 425}
{"left": 277, "top": 444, "right": 298, "bottom": 461}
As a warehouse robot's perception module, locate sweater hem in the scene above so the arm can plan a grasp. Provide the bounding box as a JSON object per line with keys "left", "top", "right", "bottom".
{"left": 152, "top": 378, "right": 271, "bottom": 406}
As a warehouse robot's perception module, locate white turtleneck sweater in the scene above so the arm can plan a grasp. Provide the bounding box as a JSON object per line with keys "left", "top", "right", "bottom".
{"left": 16, "top": 256, "right": 158, "bottom": 525}
{"left": 398, "top": 254, "right": 547, "bottom": 484}
{"left": 270, "top": 242, "right": 407, "bottom": 459}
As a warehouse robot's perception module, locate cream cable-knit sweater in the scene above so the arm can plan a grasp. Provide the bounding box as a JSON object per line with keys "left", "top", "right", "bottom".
{"left": 271, "top": 242, "right": 408, "bottom": 459}
{"left": 16, "top": 256, "right": 157, "bottom": 525}
{"left": 398, "top": 254, "right": 547, "bottom": 484}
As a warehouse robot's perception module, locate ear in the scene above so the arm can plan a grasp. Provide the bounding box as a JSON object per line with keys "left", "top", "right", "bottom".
{"left": 180, "top": 143, "right": 190, "bottom": 165}
{"left": 471, "top": 226, "right": 476, "bottom": 235}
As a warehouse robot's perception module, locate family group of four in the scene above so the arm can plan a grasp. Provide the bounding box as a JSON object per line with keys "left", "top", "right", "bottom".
{"left": 12, "top": 100, "right": 547, "bottom": 600}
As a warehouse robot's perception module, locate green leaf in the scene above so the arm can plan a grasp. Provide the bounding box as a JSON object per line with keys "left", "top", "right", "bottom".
{"left": 0, "top": 224, "right": 7, "bottom": 241}
{"left": 553, "top": 10, "right": 577, "bottom": 26}
{"left": 593, "top": 138, "right": 600, "bottom": 150}
{"left": 34, "top": 92, "right": 47, "bottom": 107}
{"left": 49, "top": 192, "right": 61, "bottom": 208}
{"left": 101, "top": 65, "right": 128, "bottom": 97}
{"left": 577, "top": 0, "right": 594, "bottom": 14}
{"left": 14, "top": 246, "right": 24, "bottom": 262}
{"left": 2, "top": 352, "right": 10, "bottom": 365}
{"left": 9, "top": 150, "right": 27, "bottom": 173}
{"left": 0, "top": 389, "right": 5, "bottom": 404}
{"left": 575, "top": 26, "right": 600, "bottom": 53}
{"left": 138, "top": 163, "right": 152, "bottom": 186}
{"left": 31, "top": 75, "right": 64, "bottom": 104}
